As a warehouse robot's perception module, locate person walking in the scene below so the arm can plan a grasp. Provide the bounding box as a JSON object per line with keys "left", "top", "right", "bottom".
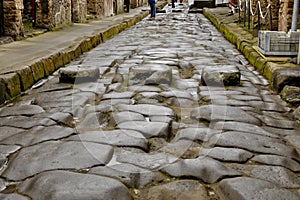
{"left": 148, "top": 0, "right": 156, "bottom": 18}
{"left": 124, "top": 0, "right": 130, "bottom": 12}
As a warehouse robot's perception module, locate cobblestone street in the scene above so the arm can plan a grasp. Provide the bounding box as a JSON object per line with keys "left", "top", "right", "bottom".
{"left": 0, "top": 3, "right": 300, "bottom": 199}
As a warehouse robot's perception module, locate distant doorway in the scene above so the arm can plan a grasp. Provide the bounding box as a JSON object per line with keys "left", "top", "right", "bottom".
{"left": 0, "top": 0, "right": 4, "bottom": 36}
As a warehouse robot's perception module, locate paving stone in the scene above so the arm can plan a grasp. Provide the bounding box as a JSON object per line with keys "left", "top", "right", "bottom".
{"left": 0, "top": 193, "right": 28, "bottom": 200}
{"left": 201, "top": 65, "right": 241, "bottom": 86}
{"left": 248, "top": 101, "right": 291, "bottom": 112}
{"left": 0, "top": 104, "right": 45, "bottom": 117}
{"left": 128, "top": 85, "right": 162, "bottom": 92}
{"left": 118, "top": 104, "right": 175, "bottom": 117}
{"left": 200, "top": 147, "right": 253, "bottom": 162}
{"left": 160, "top": 90, "right": 196, "bottom": 100}
{"left": 2, "top": 141, "right": 113, "bottom": 181}
{"left": 89, "top": 163, "right": 164, "bottom": 188}
{"left": 48, "top": 112, "right": 74, "bottom": 126}
{"left": 76, "top": 112, "right": 109, "bottom": 131}
{"left": 285, "top": 135, "right": 300, "bottom": 152}
{"left": 191, "top": 105, "right": 261, "bottom": 125}
{"left": 280, "top": 85, "right": 300, "bottom": 105}
{"left": 129, "top": 65, "right": 172, "bottom": 85}
{"left": 209, "top": 131, "right": 300, "bottom": 160}
{"left": 0, "top": 116, "right": 56, "bottom": 129}
{"left": 74, "top": 82, "right": 106, "bottom": 94}
{"left": 0, "top": 154, "right": 7, "bottom": 170}
{"left": 257, "top": 115, "right": 297, "bottom": 129}
{"left": 118, "top": 121, "right": 169, "bottom": 138}
{"left": 167, "top": 97, "right": 197, "bottom": 107}
{"left": 111, "top": 111, "right": 145, "bottom": 125}
{"left": 59, "top": 65, "right": 100, "bottom": 83}
{"left": 173, "top": 127, "right": 221, "bottom": 142}
{"left": 0, "top": 126, "right": 24, "bottom": 141}
{"left": 0, "top": 144, "right": 21, "bottom": 155}
{"left": 212, "top": 121, "right": 279, "bottom": 138}
{"left": 217, "top": 177, "right": 300, "bottom": 200}
{"left": 229, "top": 94, "right": 262, "bottom": 101}
{"left": 18, "top": 170, "right": 132, "bottom": 200}
{"left": 67, "top": 129, "right": 148, "bottom": 150}
{"left": 2, "top": 125, "right": 75, "bottom": 146}
{"left": 272, "top": 67, "right": 300, "bottom": 92}
{"left": 136, "top": 92, "right": 163, "bottom": 102}
{"left": 246, "top": 165, "right": 300, "bottom": 188}
{"left": 158, "top": 140, "right": 200, "bottom": 158}
{"left": 116, "top": 149, "right": 177, "bottom": 170}
{"left": 161, "top": 156, "right": 240, "bottom": 183}
{"left": 293, "top": 106, "right": 300, "bottom": 121}
{"left": 102, "top": 91, "right": 135, "bottom": 100}
{"left": 142, "top": 180, "right": 210, "bottom": 200}
{"left": 251, "top": 155, "right": 300, "bottom": 172}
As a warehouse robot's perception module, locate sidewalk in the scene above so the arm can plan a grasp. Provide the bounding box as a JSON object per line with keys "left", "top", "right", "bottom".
{"left": 203, "top": 7, "right": 300, "bottom": 96}
{"left": 0, "top": 5, "right": 152, "bottom": 104}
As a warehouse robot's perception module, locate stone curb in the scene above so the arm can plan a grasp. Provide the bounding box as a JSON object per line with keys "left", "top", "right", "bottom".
{"left": 0, "top": 6, "right": 153, "bottom": 105}
{"left": 203, "top": 8, "right": 300, "bottom": 93}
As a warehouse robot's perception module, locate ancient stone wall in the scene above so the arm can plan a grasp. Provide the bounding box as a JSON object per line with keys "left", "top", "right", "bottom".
{"left": 72, "top": 0, "right": 87, "bottom": 22}
{"left": 52, "top": 0, "right": 72, "bottom": 27}
{"left": 103, "top": 0, "right": 113, "bottom": 17}
{"left": 87, "top": 0, "right": 102, "bottom": 18}
{"left": 3, "top": 0, "right": 24, "bottom": 38}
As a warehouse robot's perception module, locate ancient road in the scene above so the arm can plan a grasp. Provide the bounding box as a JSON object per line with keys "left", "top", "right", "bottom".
{"left": 0, "top": 3, "right": 299, "bottom": 200}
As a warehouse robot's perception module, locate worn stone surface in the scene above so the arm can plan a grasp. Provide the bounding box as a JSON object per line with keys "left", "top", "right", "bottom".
{"left": 200, "top": 147, "right": 253, "bottom": 162}
{"left": 191, "top": 105, "right": 261, "bottom": 125}
{"left": 118, "top": 121, "right": 169, "bottom": 138}
{"left": 0, "top": 126, "right": 24, "bottom": 141}
{"left": 129, "top": 65, "right": 172, "bottom": 85}
{"left": 209, "top": 131, "right": 300, "bottom": 160}
{"left": 116, "top": 149, "right": 177, "bottom": 170}
{"left": 0, "top": 193, "right": 28, "bottom": 200}
{"left": 18, "top": 170, "right": 132, "bottom": 200}
{"left": 0, "top": 5, "right": 300, "bottom": 199}
{"left": 212, "top": 121, "right": 279, "bottom": 138}
{"left": 251, "top": 155, "right": 300, "bottom": 172}
{"left": 118, "top": 104, "right": 175, "bottom": 117}
{"left": 161, "top": 156, "right": 240, "bottom": 183}
{"left": 67, "top": 129, "right": 148, "bottom": 150}
{"left": 0, "top": 116, "right": 56, "bottom": 129}
{"left": 173, "top": 127, "right": 221, "bottom": 142}
{"left": 90, "top": 163, "right": 164, "bottom": 188}
{"left": 281, "top": 85, "right": 300, "bottom": 105}
{"left": 140, "top": 180, "right": 211, "bottom": 200}
{"left": 201, "top": 65, "right": 241, "bottom": 86}
{"left": 2, "top": 125, "right": 75, "bottom": 146}
{"left": 0, "top": 104, "right": 45, "bottom": 117}
{"left": 59, "top": 65, "right": 100, "bottom": 83}
{"left": 272, "top": 68, "right": 300, "bottom": 92}
{"left": 2, "top": 141, "right": 113, "bottom": 180}
{"left": 217, "top": 177, "right": 300, "bottom": 200}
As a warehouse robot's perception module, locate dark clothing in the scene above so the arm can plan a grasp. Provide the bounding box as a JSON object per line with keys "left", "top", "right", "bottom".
{"left": 124, "top": 0, "right": 130, "bottom": 12}
{"left": 148, "top": 0, "right": 156, "bottom": 18}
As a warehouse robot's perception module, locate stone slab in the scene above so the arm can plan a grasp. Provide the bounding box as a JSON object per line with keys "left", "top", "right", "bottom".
{"left": 18, "top": 170, "right": 132, "bottom": 200}
{"left": 217, "top": 177, "right": 300, "bottom": 200}
{"left": 2, "top": 141, "right": 113, "bottom": 181}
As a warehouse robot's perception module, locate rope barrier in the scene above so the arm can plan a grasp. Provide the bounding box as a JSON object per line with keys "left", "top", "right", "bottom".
{"left": 237, "top": 0, "right": 272, "bottom": 30}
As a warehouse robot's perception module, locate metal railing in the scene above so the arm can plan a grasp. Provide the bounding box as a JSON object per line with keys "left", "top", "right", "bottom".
{"left": 237, "top": 0, "right": 272, "bottom": 33}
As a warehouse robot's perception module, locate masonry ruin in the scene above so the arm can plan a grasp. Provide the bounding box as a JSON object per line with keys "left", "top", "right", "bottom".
{"left": 0, "top": 0, "right": 148, "bottom": 39}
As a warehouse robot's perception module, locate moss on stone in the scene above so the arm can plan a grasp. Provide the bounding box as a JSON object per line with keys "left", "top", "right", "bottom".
{"left": 30, "top": 60, "right": 45, "bottom": 81}
{"left": 17, "top": 66, "right": 34, "bottom": 91}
